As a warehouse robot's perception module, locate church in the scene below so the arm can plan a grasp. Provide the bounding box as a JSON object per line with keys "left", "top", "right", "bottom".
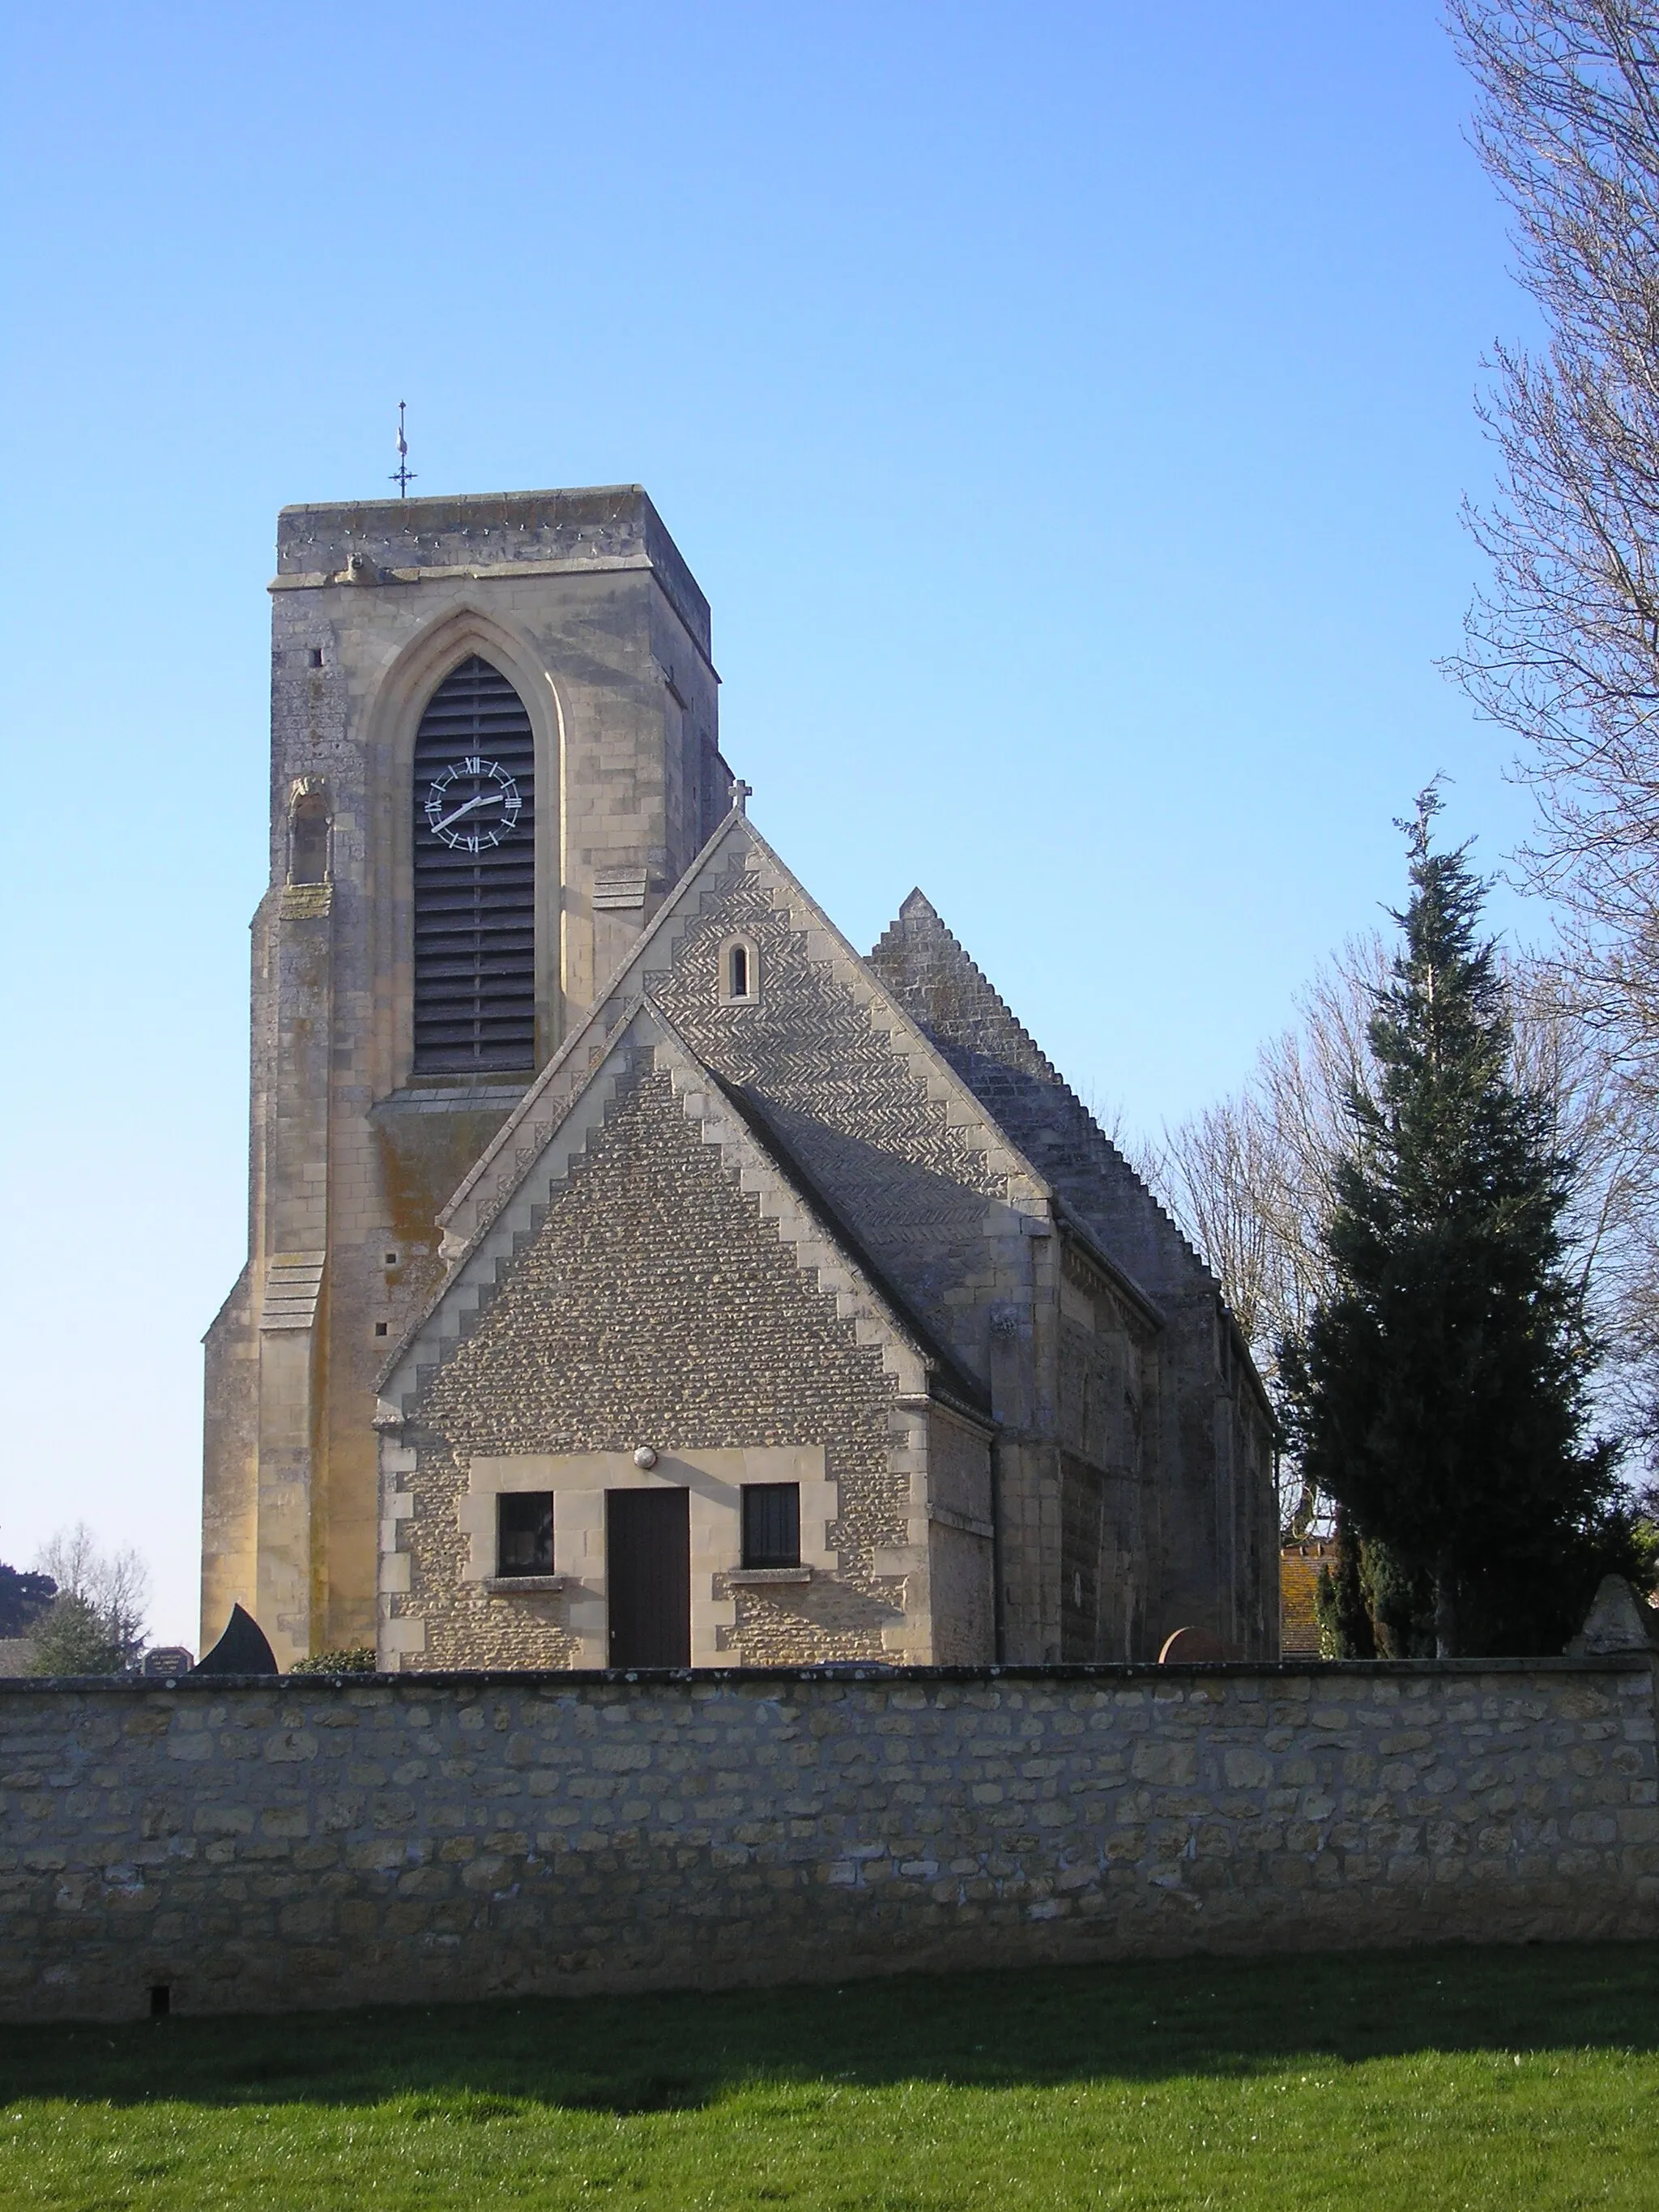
{"left": 202, "top": 485, "right": 1278, "bottom": 1673}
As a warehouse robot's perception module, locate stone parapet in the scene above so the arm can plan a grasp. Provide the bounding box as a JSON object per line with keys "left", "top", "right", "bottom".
{"left": 272, "top": 484, "right": 711, "bottom": 659}
{"left": 2, "top": 1657, "right": 1654, "bottom": 2022}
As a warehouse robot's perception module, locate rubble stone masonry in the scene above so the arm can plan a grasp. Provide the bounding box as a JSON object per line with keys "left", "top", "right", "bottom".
{"left": 391, "top": 1063, "right": 907, "bottom": 1670}
{"left": 2, "top": 1657, "right": 1655, "bottom": 2022}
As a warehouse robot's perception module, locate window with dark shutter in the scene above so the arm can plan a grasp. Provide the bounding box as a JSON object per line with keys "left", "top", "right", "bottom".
{"left": 412, "top": 655, "right": 535, "bottom": 1072}
{"left": 741, "top": 1483, "right": 801, "bottom": 1569}
{"left": 496, "top": 1491, "right": 554, "bottom": 1577}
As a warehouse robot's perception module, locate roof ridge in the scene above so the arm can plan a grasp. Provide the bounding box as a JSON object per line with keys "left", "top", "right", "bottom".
{"left": 868, "top": 893, "right": 1218, "bottom": 1290}
{"left": 872, "top": 891, "right": 1068, "bottom": 1090}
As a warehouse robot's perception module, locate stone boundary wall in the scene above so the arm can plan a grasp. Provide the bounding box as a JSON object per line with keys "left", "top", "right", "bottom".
{"left": 2, "top": 1657, "right": 1657, "bottom": 2022}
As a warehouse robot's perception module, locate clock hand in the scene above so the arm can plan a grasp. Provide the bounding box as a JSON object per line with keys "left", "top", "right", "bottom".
{"left": 430, "top": 789, "right": 502, "bottom": 835}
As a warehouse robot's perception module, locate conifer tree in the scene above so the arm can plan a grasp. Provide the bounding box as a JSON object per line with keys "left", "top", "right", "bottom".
{"left": 26, "top": 1594, "right": 126, "bottom": 1677}
{"left": 1313, "top": 1512, "right": 1375, "bottom": 1659}
{"left": 1281, "top": 790, "right": 1627, "bottom": 1655}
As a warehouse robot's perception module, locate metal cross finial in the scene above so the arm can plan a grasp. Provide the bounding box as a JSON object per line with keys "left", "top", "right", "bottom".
{"left": 729, "top": 778, "right": 753, "bottom": 816}
{"left": 390, "top": 401, "right": 416, "bottom": 497}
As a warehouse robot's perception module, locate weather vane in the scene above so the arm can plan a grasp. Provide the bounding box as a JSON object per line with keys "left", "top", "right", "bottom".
{"left": 390, "top": 401, "right": 416, "bottom": 497}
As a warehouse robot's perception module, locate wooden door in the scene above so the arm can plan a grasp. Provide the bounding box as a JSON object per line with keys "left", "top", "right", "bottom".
{"left": 606, "top": 1487, "right": 691, "bottom": 1669}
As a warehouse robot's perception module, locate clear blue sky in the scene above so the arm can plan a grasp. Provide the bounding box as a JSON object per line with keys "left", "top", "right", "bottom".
{"left": 0, "top": 1, "right": 1541, "bottom": 1646}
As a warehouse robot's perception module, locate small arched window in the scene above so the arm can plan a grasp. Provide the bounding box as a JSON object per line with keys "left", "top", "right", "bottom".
{"left": 719, "top": 934, "right": 759, "bottom": 1004}
{"left": 288, "top": 787, "right": 330, "bottom": 885}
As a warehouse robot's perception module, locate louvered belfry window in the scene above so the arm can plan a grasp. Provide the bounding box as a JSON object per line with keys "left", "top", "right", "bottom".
{"left": 412, "top": 655, "right": 535, "bottom": 1073}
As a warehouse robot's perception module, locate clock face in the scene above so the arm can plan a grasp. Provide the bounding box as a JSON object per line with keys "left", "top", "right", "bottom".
{"left": 422, "top": 757, "right": 524, "bottom": 851}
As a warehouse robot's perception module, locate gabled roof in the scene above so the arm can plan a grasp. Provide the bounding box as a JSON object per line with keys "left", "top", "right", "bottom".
{"left": 416, "top": 809, "right": 1265, "bottom": 1419}
{"left": 440, "top": 810, "right": 1053, "bottom": 1253}
{"left": 708, "top": 1072, "right": 988, "bottom": 1415}
{"left": 434, "top": 810, "right": 1063, "bottom": 1379}
{"left": 868, "top": 889, "right": 1213, "bottom": 1307}
{"left": 378, "top": 999, "right": 987, "bottom": 1419}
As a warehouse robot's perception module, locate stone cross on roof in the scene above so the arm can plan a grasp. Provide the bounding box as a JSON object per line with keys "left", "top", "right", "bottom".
{"left": 729, "top": 778, "right": 753, "bottom": 816}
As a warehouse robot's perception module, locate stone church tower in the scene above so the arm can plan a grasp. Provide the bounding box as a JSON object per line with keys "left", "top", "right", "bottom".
{"left": 203, "top": 488, "right": 729, "bottom": 1666}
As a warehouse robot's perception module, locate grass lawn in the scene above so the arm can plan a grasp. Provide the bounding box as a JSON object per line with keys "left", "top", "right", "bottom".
{"left": 2, "top": 1942, "right": 1657, "bottom": 2210}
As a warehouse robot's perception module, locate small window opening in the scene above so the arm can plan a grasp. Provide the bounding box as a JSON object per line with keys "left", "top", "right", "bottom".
{"left": 149, "top": 1984, "right": 171, "bottom": 2018}
{"left": 373, "top": 1321, "right": 388, "bottom": 1337}
{"left": 385, "top": 1252, "right": 399, "bottom": 1267}
{"left": 288, "top": 791, "right": 330, "bottom": 885}
{"left": 497, "top": 1491, "right": 554, "bottom": 1577}
{"left": 719, "top": 935, "right": 758, "bottom": 1004}
{"left": 741, "top": 1483, "right": 800, "bottom": 1569}
{"left": 309, "top": 646, "right": 325, "bottom": 668}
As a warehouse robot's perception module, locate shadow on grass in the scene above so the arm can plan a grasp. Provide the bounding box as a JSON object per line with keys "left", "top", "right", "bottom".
{"left": 2, "top": 1941, "right": 1657, "bottom": 2116}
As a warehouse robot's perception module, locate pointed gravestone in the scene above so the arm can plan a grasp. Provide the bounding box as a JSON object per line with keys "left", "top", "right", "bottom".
{"left": 190, "top": 1602, "right": 279, "bottom": 1677}
{"left": 1566, "top": 1575, "right": 1657, "bottom": 1656}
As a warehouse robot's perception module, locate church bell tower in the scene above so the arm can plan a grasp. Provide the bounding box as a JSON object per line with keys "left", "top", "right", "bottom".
{"left": 202, "top": 487, "right": 729, "bottom": 1665}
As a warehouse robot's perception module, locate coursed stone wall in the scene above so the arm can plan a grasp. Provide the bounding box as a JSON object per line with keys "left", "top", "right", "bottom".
{"left": 2, "top": 1657, "right": 1654, "bottom": 2024}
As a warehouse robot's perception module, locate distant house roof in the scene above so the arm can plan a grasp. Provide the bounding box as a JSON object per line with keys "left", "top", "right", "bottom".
{"left": 1280, "top": 1540, "right": 1337, "bottom": 1658}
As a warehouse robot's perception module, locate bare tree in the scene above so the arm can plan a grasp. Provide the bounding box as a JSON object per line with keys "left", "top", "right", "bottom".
{"left": 1136, "top": 938, "right": 1384, "bottom": 1534}
{"left": 1143, "top": 1092, "right": 1284, "bottom": 1354}
{"left": 1447, "top": 2, "right": 1659, "bottom": 1076}
{"left": 1512, "top": 956, "right": 1659, "bottom": 1430}
{"left": 1140, "top": 936, "right": 1384, "bottom": 1375}
{"left": 33, "top": 1524, "right": 149, "bottom": 1668}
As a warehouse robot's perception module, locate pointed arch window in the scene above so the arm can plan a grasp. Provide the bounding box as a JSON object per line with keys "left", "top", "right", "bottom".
{"left": 412, "top": 654, "right": 535, "bottom": 1073}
